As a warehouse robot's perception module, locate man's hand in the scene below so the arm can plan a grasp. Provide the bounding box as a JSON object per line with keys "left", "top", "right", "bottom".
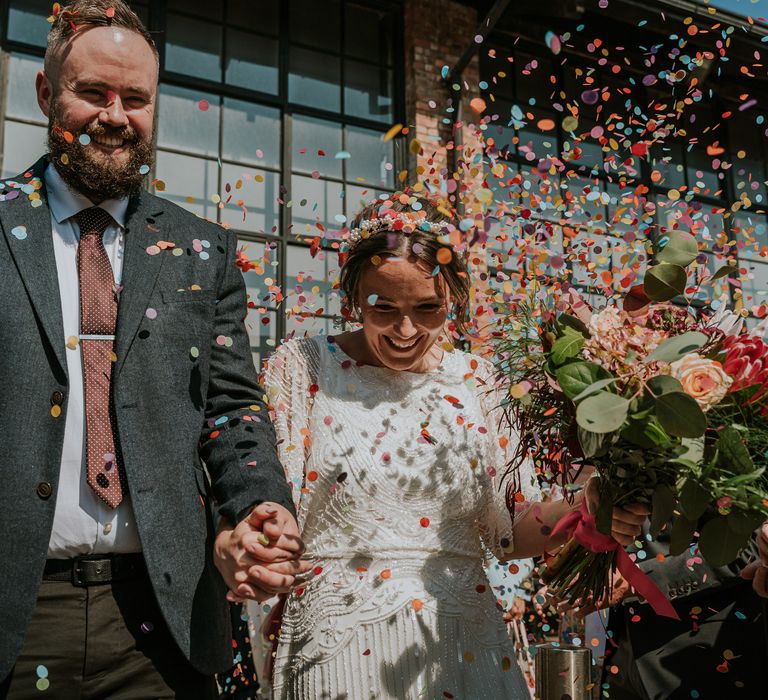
{"left": 740, "top": 521, "right": 768, "bottom": 598}
{"left": 214, "top": 502, "right": 312, "bottom": 603}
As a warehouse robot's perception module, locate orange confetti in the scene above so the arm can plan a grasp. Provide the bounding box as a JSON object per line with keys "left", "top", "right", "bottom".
{"left": 380, "top": 569, "right": 392, "bottom": 579}
{"left": 469, "top": 97, "right": 487, "bottom": 113}
{"left": 436, "top": 247, "right": 452, "bottom": 264}
{"left": 105, "top": 6, "right": 115, "bottom": 18}
{"left": 307, "top": 470, "right": 318, "bottom": 482}
{"left": 537, "top": 118, "right": 556, "bottom": 131}
{"left": 412, "top": 599, "right": 423, "bottom": 612}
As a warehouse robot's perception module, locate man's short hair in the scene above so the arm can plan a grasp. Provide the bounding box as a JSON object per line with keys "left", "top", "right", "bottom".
{"left": 45, "top": 0, "right": 158, "bottom": 80}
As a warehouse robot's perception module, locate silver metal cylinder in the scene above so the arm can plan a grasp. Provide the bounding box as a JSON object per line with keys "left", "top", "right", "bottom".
{"left": 534, "top": 643, "right": 592, "bottom": 700}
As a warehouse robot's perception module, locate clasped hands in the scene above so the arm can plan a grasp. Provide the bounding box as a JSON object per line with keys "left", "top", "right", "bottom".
{"left": 214, "top": 502, "right": 312, "bottom": 603}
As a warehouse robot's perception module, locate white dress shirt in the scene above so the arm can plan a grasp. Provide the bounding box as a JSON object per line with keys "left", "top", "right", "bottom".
{"left": 45, "top": 164, "right": 142, "bottom": 557}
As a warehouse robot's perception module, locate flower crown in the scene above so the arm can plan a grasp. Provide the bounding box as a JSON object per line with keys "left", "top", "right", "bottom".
{"left": 346, "top": 212, "right": 453, "bottom": 250}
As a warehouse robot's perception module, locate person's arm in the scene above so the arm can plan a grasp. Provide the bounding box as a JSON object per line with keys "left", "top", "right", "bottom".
{"left": 201, "top": 228, "right": 309, "bottom": 600}
{"left": 509, "top": 480, "right": 649, "bottom": 559}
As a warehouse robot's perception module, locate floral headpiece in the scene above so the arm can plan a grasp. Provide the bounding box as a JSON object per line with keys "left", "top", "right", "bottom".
{"left": 346, "top": 211, "right": 453, "bottom": 250}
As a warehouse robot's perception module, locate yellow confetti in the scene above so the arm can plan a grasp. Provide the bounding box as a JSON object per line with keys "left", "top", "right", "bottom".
{"left": 383, "top": 123, "right": 403, "bottom": 142}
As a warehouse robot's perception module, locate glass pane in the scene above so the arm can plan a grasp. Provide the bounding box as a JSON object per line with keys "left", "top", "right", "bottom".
{"left": 345, "top": 4, "right": 392, "bottom": 64}
{"left": 344, "top": 60, "right": 392, "bottom": 123}
{"left": 289, "top": 47, "right": 341, "bottom": 113}
{"left": 515, "top": 52, "right": 554, "bottom": 105}
{"left": 220, "top": 165, "right": 280, "bottom": 235}
{"left": 290, "top": 0, "right": 340, "bottom": 51}
{"left": 563, "top": 176, "right": 606, "bottom": 227}
{"left": 154, "top": 150, "right": 219, "bottom": 220}
{"left": 239, "top": 238, "right": 280, "bottom": 306}
{"left": 518, "top": 118, "right": 558, "bottom": 162}
{"left": 741, "top": 261, "right": 768, "bottom": 311}
{"left": 8, "top": 0, "right": 50, "bottom": 48}
{"left": 222, "top": 98, "right": 280, "bottom": 168}
{"left": 687, "top": 252, "right": 729, "bottom": 304}
{"left": 225, "top": 29, "right": 279, "bottom": 94}
{"left": 345, "top": 185, "right": 390, "bottom": 220}
{"left": 690, "top": 201, "right": 725, "bottom": 251}
{"left": 246, "top": 309, "right": 278, "bottom": 370}
{"left": 168, "top": 0, "right": 222, "bottom": 21}
{"left": 731, "top": 211, "right": 768, "bottom": 262}
{"left": 285, "top": 243, "right": 343, "bottom": 317}
{"left": 686, "top": 148, "right": 720, "bottom": 195}
{"left": 291, "top": 175, "right": 344, "bottom": 235}
{"left": 6, "top": 54, "right": 46, "bottom": 123}
{"left": 2, "top": 121, "right": 47, "bottom": 178}
{"left": 286, "top": 313, "right": 339, "bottom": 339}
{"left": 291, "top": 116, "right": 342, "bottom": 178}
{"left": 157, "top": 84, "right": 220, "bottom": 157}
{"left": 228, "top": 0, "right": 279, "bottom": 34}
{"left": 165, "top": 14, "right": 222, "bottom": 82}
{"left": 650, "top": 143, "right": 686, "bottom": 189}
{"left": 345, "top": 125, "right": 394, "bottom": 187}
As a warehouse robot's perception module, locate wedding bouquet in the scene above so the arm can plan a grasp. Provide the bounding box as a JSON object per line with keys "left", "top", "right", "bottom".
{"left": 493, "top": 231, "right": 768, "bottom": 616}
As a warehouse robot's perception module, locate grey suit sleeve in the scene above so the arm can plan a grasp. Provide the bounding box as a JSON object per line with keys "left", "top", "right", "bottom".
{"left": 198, "top": 228, "right": 295, "bottom": 525}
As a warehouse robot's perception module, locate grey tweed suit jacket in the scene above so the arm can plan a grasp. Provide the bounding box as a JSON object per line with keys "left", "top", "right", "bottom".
{"left": 0, "top": 156, "right": 294, "bottom": 680}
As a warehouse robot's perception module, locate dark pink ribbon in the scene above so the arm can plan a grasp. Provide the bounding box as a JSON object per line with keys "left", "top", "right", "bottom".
{"left": 551, "top": 501, "right": 680, "bottom": 620}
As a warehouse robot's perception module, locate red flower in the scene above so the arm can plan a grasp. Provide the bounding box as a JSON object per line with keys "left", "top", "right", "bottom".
{"left": 722, "top": 334, "right": 768, "bottom": 404}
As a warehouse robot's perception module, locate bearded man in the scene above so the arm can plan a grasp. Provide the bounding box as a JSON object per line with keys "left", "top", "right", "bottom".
{"left": 0, "top": 2, "right": 309, "bottom": 698}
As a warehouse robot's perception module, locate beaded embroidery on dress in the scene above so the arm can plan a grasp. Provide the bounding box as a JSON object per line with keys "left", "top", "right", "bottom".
{"left": 265, "top": 336, "right": 538, "bottom": 700}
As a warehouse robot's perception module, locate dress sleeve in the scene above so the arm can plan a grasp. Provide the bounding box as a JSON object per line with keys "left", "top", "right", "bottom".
{"left": 262, "top": 337, "right": 320, "bottom": 524}
{"left": 473, "top": 354, "right": 541, "bottom": 560}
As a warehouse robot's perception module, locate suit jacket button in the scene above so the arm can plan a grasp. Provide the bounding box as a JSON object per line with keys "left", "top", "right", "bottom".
{"left": 51, "top": 391, "right": 65, "bottom": 406}
{"left": 36, "top": 482, "right": 53, "bottom": 499}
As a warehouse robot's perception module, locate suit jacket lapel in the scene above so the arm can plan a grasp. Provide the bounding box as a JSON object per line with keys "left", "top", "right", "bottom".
{"left": 0, "top": 157, "right": 68, "bottom": 378}
{"left": 114, "top": 190, "right": 166, "bottom": 378}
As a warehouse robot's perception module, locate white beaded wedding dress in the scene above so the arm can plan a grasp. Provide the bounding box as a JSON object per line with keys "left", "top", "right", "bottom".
{"left": 264, "top": 335, "right": 538, "bottom": 700}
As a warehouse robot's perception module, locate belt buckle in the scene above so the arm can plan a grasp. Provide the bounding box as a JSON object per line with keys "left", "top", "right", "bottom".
{"left": 72, "top": 556, "right": 111, "bottom": 587}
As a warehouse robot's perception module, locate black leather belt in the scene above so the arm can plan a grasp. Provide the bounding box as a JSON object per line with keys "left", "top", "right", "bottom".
{"left": 43, "top": 554, "right": 146, "bottom": 587}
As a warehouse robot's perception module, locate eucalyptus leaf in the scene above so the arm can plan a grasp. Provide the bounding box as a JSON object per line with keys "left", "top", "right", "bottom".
{"left": 655, "top": 392, "right": 707, "bottom": 438}
{"left": 571, "top": 378, "right": 618, "bottom": 403}
{"left": 710, "top": 262, "right": 735, "bottom": 282}
{"left": 669, "top": 515, "right": 697, "bottom": 556}
{"left": 550, "top": 333, "right": 585, "bottom": 367}
{"left": 645, "top": 331, "right": 709, "bottom": 364}
{"left": 679, "top": 479, "right": 711, "bottom": 520}
{"left": 558, "top": 313, "right": 589, "bottom": 337}
{"left": 650, "top": 484, "right": 676, "bottom": 537}
{"left": 577, "top": 425, "right": 606, "bottom": 459}
{"left": 555, "top": 362, "right": 610, "bottom": 401}
{"left": 644, "top": 263, "right": 687, "bottom": 302}
{"left": 699, "top": 517, "right": 750, "bottom": 567}
{"left": 576, "top": 392, "right": 630, "bottom": 434}
{"left": 728, "top": 510, "right": 765, "bottom": 536}
{"left": 718, "top": 427, "right": 754, "bottom": 475}
{"left": 622, "top": 417, "right": 669, "bottom": 448}
{"left": 646, "top": 375, "right": 684, "bottom": 396}
{"left": 656, "top": 231, "right": 699, "bottom": 267}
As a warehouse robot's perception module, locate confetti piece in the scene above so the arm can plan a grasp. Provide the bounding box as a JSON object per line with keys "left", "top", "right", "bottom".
{"left": 383, "top": 123, "right": 403, "bottom": 142}
{"left": 11, "top": 226, "right": 27, "bottom": 240}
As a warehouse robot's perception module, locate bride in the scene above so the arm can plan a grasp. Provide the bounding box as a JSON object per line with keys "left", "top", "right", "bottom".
{"left": 262, "top": 192, "right": 646, "bottom": 699}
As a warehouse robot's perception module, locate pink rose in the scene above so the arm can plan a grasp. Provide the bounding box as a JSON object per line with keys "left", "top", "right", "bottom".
{"left": 669, "top": 354, "right": 733, "bottom": 412}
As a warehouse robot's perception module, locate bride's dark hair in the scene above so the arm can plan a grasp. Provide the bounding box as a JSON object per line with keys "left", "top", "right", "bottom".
{"left": 339, "top": 192, "right": 471, "bottom": 337}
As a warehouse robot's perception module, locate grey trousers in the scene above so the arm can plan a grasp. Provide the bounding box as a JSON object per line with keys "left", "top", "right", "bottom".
{"left": 1, "top": 571, "right": 218, "bottom": 700}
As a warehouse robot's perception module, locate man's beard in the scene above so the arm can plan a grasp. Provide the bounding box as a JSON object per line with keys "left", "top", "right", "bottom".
{"left": 47, "top": 101, "right": 154, "bottom": 203}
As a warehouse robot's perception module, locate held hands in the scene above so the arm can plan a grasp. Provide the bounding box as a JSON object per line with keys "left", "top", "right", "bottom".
{"left": 583, "top": 477, "right": 649, "bottom": 547}
{"left": 740, "top": 521, "right": 768, "bottom": 598}
{"left": 214, "top": 502, "right": 312, "bottom": 603}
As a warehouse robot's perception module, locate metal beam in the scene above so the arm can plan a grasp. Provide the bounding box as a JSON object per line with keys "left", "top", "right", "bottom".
{"left": 445, "top": 0, "right": 513, "bottom": 89}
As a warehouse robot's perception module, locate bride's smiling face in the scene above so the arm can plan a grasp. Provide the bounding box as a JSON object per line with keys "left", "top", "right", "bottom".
{"left": 357, "top": 256, "right": 450, "bottom": 372}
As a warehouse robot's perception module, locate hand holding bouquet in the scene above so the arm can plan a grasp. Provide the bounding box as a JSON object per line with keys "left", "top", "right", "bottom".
{"left": 494, "top": 230, "right": 768, "bottom": 616}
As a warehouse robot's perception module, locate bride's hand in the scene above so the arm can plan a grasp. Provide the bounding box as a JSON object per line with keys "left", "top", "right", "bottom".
{"left": 584, "top": 478, "right": 649, "bottom": 547}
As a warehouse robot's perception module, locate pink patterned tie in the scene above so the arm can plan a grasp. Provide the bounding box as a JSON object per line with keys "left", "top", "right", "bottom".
{"left": 76, "top": 207, "right": 125, "bottom": 509}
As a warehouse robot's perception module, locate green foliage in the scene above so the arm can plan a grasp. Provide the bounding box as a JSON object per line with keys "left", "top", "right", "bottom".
{"left": 645, "top": 332, "right": 709, "bottom": 363}
{"left": 550, "top": 331, "right": 585, "bottom": 367}
{"left": 669, "top": 515, "right": 697, "bottom": 556}
{"left": 718, "top": 427, "right": 755, "bottom": 475}
{"left": 650, "top": 484, "right": 676, "bottom": 537}
{"left": 656, "top": 231, "right": 699, "bottom": 267}
{"left": 698, "top": 517, "right": 751, "bottom": 567}
{"left": 655, "top": 391, "right": 707, "bottom": 438}
{"left": 576, "top": 392, "right": 630, "bottom": 434}
{"left": 644, "top": 263, "right": 687, "bottom": 301}
{"left": 555, "top": 361, "right": 611, "bottom": 401}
